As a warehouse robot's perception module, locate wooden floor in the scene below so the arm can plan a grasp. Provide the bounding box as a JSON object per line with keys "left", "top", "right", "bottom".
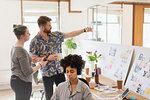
{"left": 0, "top": 89, "right": 14, "bottom": 100}
{"left": 0, "top": 86, "right": 45, "bottom": 100}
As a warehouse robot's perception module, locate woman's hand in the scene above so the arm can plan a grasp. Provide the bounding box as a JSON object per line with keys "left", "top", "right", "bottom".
{"left": 32, "top": 55, "right": 40, "bottom": 63}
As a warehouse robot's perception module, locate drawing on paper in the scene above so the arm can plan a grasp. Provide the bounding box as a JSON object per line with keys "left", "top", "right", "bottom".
{"left": 102, "top": 46, "right": 133, "bottom": 83}
{"left": 126, "top": 53, "right": 150, "bottom": 99}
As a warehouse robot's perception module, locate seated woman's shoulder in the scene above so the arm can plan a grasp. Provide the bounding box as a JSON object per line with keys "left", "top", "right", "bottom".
{"left": 57, "top": 80, "right": 67, "bottom": 87}
{"left": 79, "top": 80, "right": 90, "bottom": 89}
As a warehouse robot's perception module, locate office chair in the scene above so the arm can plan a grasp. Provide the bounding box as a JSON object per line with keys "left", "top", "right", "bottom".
{"left": 78, "top": 78, "right": 89, "bottom": 87}
{"left": 31, "top": 63, "right": 45, "bottom": 100}
{"left": 78, "top": 61, "right": 90, "bottom": 87}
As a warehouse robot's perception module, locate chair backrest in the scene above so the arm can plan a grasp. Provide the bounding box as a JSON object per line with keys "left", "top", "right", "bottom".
{"left": 81, "top": 60, "right": 86, "bottom": 69}
{"left": 78, "top": 78, "right": 89, "bottom": 87}
{"left": 32, "top": 63, "right": 42, "bottom": 84}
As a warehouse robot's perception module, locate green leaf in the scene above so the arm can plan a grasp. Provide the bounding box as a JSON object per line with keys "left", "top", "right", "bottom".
{"left": 70, "top": 38, "right": 73, "bottom": 41}
{"left": 96, "top": 60, "right": 98, "bottom": 63}
{"left": 71, "top": 43, "right": 77, "bottom": 49}
{"left": 94, "top": 53, "right": 97, "bottom": 57}
{"left": 65, "top": 38, "right": 77, "bottom": 49}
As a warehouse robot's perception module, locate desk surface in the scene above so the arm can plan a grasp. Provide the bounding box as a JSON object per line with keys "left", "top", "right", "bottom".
{"left": 90, "top": 75, "right": 149, "bottom": 100}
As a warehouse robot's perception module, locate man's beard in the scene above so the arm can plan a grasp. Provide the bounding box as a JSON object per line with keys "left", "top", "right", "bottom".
{"left": 44, "top": 29, "right": 51, "bottom": 35}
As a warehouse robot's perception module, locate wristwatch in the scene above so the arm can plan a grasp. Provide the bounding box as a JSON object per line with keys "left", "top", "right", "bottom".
{"left": 84, "top": 28, "right": 87, "bottom": 32}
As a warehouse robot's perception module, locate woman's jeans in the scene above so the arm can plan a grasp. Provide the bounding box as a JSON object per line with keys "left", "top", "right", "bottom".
{"left": 10, "top": 75, "right": 32, "bottom": 100}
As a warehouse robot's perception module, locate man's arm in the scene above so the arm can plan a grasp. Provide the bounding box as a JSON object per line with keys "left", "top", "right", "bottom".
{"left": 64, "top": 27, "right": 92, "bottom": 39}
{"left": 31, "top": 54, "right": 57, "bottom": 63}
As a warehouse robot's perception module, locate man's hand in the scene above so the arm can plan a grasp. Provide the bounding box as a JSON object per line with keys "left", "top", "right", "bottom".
{"left": 40, "top": 58, "right": 48, "bottom": 67}
{"left": 47, "top": 54, "right": 57, "bottom": 61}
{"left": 84, "top": 27, "right": 92, "bottom": 32}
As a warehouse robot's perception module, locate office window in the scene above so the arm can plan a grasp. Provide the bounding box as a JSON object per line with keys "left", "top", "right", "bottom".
{"left": 143, "top": 8, "right": 150, "bottom": 48}
{"left": 96, "top": 13, "right": 121, "bottom": 44}
{"left": 23, "top": 1, "right": 59, "bottom": 52}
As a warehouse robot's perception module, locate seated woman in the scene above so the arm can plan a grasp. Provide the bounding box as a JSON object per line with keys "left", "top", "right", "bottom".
{"left": 51, "top": 54, "right": 92, "bottom": 100}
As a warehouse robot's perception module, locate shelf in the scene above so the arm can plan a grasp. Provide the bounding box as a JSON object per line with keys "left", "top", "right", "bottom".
{"left": 91, "top": 21, "right": 103, "bottom": 26}
{"left": 87, "top": 5, "right": 107, "bottom": 42}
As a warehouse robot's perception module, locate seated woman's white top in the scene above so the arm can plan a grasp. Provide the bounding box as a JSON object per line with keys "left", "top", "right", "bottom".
{"left": 51, "top": 79, "right": 92, "bottom": 100}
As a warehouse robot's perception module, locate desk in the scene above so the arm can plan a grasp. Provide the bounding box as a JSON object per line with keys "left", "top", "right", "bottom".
{"left": 90, "top": 75, "right": 149, "bottom": 100}
{"left": 91, "top": 88, "right": 122, "bottom": 100}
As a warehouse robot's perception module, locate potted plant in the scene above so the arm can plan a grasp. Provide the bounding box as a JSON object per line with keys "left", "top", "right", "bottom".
{"left": 86, "top": 50, "right": 101, "bottom": 63}
{"left": 63, "top": 38, "right": 77, "bottom": 55}
{"left": 86, "top": 50, "right": 101, "bottom": 75}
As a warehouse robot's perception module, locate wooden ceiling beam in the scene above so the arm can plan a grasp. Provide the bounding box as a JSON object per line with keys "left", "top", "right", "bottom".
{"left": 111, "top": 2, "right": 150, "bottom": 5}
{"left": 23, "top": 0, "right": 68, "bottom": 2}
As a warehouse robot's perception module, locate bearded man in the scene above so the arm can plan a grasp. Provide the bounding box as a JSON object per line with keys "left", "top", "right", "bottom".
{"left": 30, "top": 16, "right": 92, "bottom": 100}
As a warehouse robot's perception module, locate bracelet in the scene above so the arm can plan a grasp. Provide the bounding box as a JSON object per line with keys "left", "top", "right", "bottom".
{"left": 39, "top": 63, "right": 42, "bottom": 68}
{"left": 83, "top": 28, "right": 87, "bottom": 32}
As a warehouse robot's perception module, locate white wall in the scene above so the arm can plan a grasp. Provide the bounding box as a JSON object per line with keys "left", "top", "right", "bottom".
{"left": 0, "top": 0, "right": 21, "bottom": 87}
{"left": 60, "top": 2, "right": 87, "bottom": 32}
{"left": 121, "top": 5, "right": 133, "bottom": 46}
{"left": 60, "top": 2, "right": 88, "bottom": 40}
{"left": 0, "top": 0, "right": 21, "bottom": 70}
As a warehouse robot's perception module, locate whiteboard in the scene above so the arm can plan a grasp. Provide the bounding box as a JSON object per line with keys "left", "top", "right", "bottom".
{"left": 102, "top": 45, "right": 133, "bottom": 83}
{"left": 125, "top": 50, "right": 150, "bottom": 99}
{"left": 77, "top": 40, "right": 133, "bottom": 83}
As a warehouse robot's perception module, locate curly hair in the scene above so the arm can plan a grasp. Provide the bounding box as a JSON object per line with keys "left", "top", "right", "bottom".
{"left": 60, "top": 54, "right": 84, "bottom": 75}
